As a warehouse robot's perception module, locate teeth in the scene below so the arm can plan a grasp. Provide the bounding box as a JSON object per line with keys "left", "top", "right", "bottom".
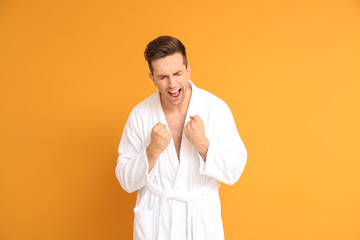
{"left": 169, "top": 89, "right": 179, "bottom": 93}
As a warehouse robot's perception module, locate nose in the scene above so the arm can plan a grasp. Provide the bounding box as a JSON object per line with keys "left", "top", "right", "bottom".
{"left": 168, "top": 75, "right": 176, "bottom": 88}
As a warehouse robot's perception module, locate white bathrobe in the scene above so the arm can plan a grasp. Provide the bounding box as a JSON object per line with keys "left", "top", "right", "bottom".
{"left": 115, "top": 80, "right": 247, "bottom": 240}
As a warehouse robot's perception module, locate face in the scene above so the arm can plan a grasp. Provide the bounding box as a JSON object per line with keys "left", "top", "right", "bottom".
{"left": 149, "top": 52, "right": 191, "bottom": 107}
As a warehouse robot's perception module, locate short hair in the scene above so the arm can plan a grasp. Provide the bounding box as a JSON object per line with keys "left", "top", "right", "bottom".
{"left": 144, "top": 35, "right": 187, "bottom": 74}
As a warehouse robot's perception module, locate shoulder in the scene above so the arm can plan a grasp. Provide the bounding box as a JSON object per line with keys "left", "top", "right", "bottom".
{"left": 196, "top": 86, "right": 231, "bottom": 112}
{"left": 127, "top": 92, "right": 157, "bottom": 122}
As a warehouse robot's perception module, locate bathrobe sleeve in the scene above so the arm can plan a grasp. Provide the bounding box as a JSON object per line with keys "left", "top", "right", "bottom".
{"left": 198, "top": 101, "right": 247, "bottom": 185}
{"left": 115, "top": 109, "right": 150, "bottom": 193}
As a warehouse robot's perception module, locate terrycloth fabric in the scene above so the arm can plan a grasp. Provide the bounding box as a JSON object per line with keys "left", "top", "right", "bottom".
{"left": 115, "top": 80, "right": 247, "bottom": 240}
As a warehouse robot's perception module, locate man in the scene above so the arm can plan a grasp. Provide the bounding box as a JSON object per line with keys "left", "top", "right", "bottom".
{"left": 115, "top": 36, "right": 247, "bottom": 240}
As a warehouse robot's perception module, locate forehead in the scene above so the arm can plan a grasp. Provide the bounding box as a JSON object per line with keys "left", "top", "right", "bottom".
{"left": 151, "top": 52, "right": 185, "bottom": 75}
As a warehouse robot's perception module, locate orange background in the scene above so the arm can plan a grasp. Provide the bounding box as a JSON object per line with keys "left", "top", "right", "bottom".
{"left": 1, "top": 0, "right": 359, "bottom": 239}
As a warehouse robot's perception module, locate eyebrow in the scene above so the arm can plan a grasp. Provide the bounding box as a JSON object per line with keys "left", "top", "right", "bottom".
{"left": 156, "top": 70, "right": 182, "bottom": 78}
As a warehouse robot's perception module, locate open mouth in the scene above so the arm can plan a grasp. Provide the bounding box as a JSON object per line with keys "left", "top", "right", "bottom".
{"left": 168, "top": 89, "right": 181, "bottom": 98}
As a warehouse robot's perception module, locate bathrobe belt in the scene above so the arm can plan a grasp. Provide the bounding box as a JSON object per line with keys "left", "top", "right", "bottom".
{"left": 146, "top": 180, "right": 219, "bottom": 240}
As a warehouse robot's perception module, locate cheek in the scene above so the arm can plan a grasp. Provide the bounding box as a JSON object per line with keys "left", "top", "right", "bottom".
{"left": 185, "top": 73, "right": 190, "bottom": 79}
{"left": 179, "top": 74, "right": 188, "bottom": 83}
{"left": 155, "top": 81, "right": 166, "bottom": 90}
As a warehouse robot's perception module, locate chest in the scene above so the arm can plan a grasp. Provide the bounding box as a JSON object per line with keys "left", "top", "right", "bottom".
{"left": 165, "top": 115, "right": 186, "bottom": 160}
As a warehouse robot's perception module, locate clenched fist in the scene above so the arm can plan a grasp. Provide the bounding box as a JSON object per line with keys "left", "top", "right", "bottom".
{"left": 184, "top": 115, "right": 209, "bottom": 161}
{"left": 146, "top": 123, "right": 172, "bottom": 171}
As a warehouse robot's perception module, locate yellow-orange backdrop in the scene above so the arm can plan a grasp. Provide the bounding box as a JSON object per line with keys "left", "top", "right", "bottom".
{"left": 1, "top": 0, "right": 359, "bottom": 239}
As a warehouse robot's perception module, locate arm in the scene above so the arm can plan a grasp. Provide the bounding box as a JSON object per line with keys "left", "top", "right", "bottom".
{"left": 146, "top": 144, "right": 160, "bottom": 172}
{"left": 196, "top": 137, "right": 209, "bottom": 161}
{"left": 115, "top": 110, "right": 150, "bottom": 193}
{"left": 198, "top": 101, "right": 247, "bottom": 185}
{"left": 115, "top": 111, "right": 171, "bottom": 193}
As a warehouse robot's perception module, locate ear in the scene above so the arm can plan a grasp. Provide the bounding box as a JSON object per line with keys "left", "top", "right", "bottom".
{"left": 187, "top": 64, "right": 192, "bottom": 79}
{"left": 149, "top": 72, "right": 155, "bottom": 83}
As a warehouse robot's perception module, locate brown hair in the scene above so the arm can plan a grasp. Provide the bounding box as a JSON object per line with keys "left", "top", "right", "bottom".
{"left": 144, "top": 35, "right": 187, "bottom": 74}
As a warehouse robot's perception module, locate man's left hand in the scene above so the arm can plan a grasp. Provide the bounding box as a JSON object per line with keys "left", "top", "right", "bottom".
{"left": 184, "top": 115, "right": 209, "bottom": 161}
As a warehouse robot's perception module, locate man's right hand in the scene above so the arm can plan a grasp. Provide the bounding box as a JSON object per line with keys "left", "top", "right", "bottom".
{"left": 146, "top": 123, "right": 172, "bottom": 171}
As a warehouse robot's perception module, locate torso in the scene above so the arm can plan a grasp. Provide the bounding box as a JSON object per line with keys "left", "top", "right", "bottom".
{"left": 165, "top": 113, "right": 186, "bottom": 161}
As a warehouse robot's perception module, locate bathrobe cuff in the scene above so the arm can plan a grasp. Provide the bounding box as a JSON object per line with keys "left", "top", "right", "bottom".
{"left": 198, "top": 140, "right": 217, "bottom": 177}
{"left": 138, "top": 147, "right": 152, "bottom": 184}
{"left": 116, "top": 144, "right": 152, "bottom": 193}
{"left": 197, "top": 139, "right": 246, "bottom": 185}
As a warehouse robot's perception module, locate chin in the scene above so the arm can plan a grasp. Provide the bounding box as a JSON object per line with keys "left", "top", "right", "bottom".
{"left": 168, "top": 97, "right": 185, "bottom": 105}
